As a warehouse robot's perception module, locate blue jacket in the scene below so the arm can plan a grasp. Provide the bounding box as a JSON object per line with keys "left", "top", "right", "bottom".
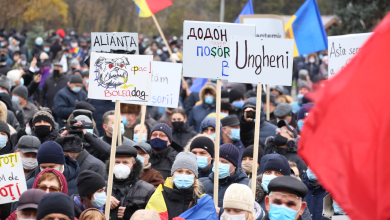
{"left": 233, "top": 140, "right": 245, "bottom": 168}
{"left": 188, "top": 103, "right": 216, "bottom": 132}
{"left": 87, "top": 99, "right": 115, "bottom": 135}
{"left": 302, "top": 173, "right": 327, "bottom": 220}
{"left": 199, "top": 168, "right": 249, "bottom": 207}
{"left": 54, "top": 86, "right": 87, "bottom": 128}
{"left": 26, "top": 155, "right": 80, "bottom": 196}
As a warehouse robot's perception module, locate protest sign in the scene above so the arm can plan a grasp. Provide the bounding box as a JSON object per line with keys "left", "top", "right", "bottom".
{"left": 121, "top": 61, "right": 182, "bottom": 108}
{"left": 229, "top": 36, "right": 294, "bottom": 85}
{"left": 91, "top": 32, "right": 138, "bottom": 54}
{"left": 88, "top": 52, "right": 153, "bottom": 101}
{"left": 183, "top": 21, "right": 256, "bottom": 79}
{"left": 333, "top": 216, "right": 350, "bottom": 220}
{"left": 240, "top": 14, "right": 285, "bottom": 38}
{"left": 0, "top": 152, "right": 27, "bottom": 204}
{"left": 328, "top": 33, "right": 372, "bottom": 77}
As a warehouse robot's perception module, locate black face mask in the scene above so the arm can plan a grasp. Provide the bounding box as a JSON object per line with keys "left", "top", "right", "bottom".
{"left": 34, "top": 125, "right": 51, "bottom": 137}
{"left": 274, "top": 133, "right": 288, "bottom": 147}
{"left": 172, "top": 121, "right": 184, "bottom": 131}
{"left": 53, "top": 69, "right": 60, "bottom": 77}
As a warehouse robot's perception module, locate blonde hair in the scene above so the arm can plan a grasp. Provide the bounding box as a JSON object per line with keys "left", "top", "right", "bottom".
{"left": 0, "top": 101, "right": 7, "bottom": 122}
{"left": 80, "top": 209, "right": 105, "bottom": 220}
{"left": 39, "top": 172, "right": 61, "bottom": 188}
{"left": 184, "top": 134, "right": 214, "bottom": 152}
{"left": 288, "top": 161, "right": 297, "bottom": 168}
{"left": 170, "top": 176, "right": 203, "bottom": 199}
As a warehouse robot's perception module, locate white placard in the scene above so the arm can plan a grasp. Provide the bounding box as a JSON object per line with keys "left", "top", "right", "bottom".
{"left": 328, "top": 33, "right": 372, "bottom": 77}
{"left": 88, "top": 52, "right": 153, "bottom": 101}
{"left": 229, "top": 36, "right": 294, "bottom": 85}
{"left": 333, "top": 216, "right": 350, "bottom": 220}
{"left": 0, "top": 152, "right": 27, "bottom": 204}
{"left": 91, "top": 32, "right": 139, "bottom": 54}
{"left": 183, "top": 21, "right": 256, "bottom": 79}
{"left": 241, "top": 15, "right": 284, "bottom": 38}
{"left": 121, "top": 61, "right": 182, "bottom": 108}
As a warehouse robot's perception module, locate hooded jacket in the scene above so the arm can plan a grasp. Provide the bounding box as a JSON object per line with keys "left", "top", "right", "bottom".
{"left": 302, "top": 173, "right": 327, "bottom": 220}
{"left": 302, "top": 53, "right": 320, "bottom": 81}
{"left": 187, "top": 85, "right": 216, "bottom": 132}
{"left": 40, "top": 73, "right": 69, "bottom": 113}
{"left": 199, "top": 117, "right": 222, "bottom": 144}
{"left": 26, "top": 155, "right": 80, "bottom": 195}
{"left": 32, "top": 168, "right": 69, "bottom": 194}
{"left": 171, "top": 122, "right": 197, "bottom": 148}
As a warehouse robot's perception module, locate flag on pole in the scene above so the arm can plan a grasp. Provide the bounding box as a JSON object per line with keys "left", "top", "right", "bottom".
{"left": 234, "top": 0, "right": 254, "bottom": 23}
{"left": 134, "top": 0, "right": 172, "bottom": 18}
{"left": 298, "top": 12, "right": 390, "bottom": 220}
{"left": 284, "top": 0, "right": 327, "bottom": 57}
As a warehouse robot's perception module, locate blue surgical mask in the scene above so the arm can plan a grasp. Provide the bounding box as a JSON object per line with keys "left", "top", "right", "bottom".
{"left": 121, "top": 123, "right": 125, "bottom": 135}
{"left": 204, "top": 96, "right": 214, "bottom": 104}
{"left": 133, "top": 133, "right": 147, "bottom": 142}
{"left": 12, "top": 96, "right": 20, "bottom": 103}
{"left": 261, "top": 174, "right": 277, "bottom": 192}
{"left": 197, "top": 156, "right": 210, "bottom": 169}
{"left": 137, "top": 154, "right": 146, "bottom": 164}
{"left": 269, "top": 203, "right": 299, "bottom": 220}
{"left": 157, "top": 50, "right": 162, "bottom": 55}
{"left": 25, "top": 127, "right": 31, "bottom": 135}
{"left": 86, "top": 79, "right": 89, "bottom": 85}
{"left": 332, "top": 201, "right": 345, "bottom": 215}
{"left": 72, "top": 86, "right": 81, "bottom": 93}
{"left": 211, "top": 79, "right": 217, "bottom": 82}
{"left": 212, "top": 163, "right": 231, "bottom": 179}
{"left": 306, "top": 168, "right": 317, "bottom": 181}
{"left": 173, "top": 174, "right": 194, "bottom": 189}
{"left": 85, "top": 129, "right": 93, "bottom": 134}
{"left": 0, "top": 42, "right": 4, "bottom": 47}
{"left": 298, "top": 120, "right": 304, "bottom": 131}
{"left": 297, "top": 94, "right": 304, "bottom": 100}
{"left": 0, "top": 134, "right": 7, "bottom": 148}
{"left": 122, "top": 116, "right": 129, "bottom": 127}
{"left": 150, "top": 138, "right": 168, "bottom": 151}
{"left": 228, "top": 128, "right": 240, "bottom": 141}
{"left": 44, "top": 48, "right": 50, "bottom": 52}
{"left": 90, "top": 192, "right": 106, "bottom": 208}
{"left": 221, "top": 113, "right": 228, "bottom": 117}
{"left": 209, "top": 133, "right": 216, "bottom": 141}
{"left": 20, "top": 78, "right": 24, "bottom": 86}
{"left": 21, "top": 60, "right": 27, "bottom": 66}
{"left": 40, "top": 165, "right": 61, "bottom": 172}
{"left": 232, "top": 100, "right": 244, "bottom": 109}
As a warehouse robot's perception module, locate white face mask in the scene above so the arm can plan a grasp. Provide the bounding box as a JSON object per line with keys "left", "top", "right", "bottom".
{"left": 113, "top": 163, "right": 131, "bottom": 179}
{"left": 221, "top": 212, "right": 247, "bottom": 220}
{"left": 21, "top": 157, "right": 38, "bottom": 170}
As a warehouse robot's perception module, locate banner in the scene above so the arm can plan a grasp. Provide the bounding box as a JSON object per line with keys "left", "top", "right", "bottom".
{"left": 91, "top": 32, "right": 139, "bottom": 54}
{"left": 240, "top": 14, "right": 285, "bottom": 38}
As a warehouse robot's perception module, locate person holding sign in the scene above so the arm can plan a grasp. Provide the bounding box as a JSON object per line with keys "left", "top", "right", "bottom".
{"left": 5, "top": 189, "right": 46, "bottom": 220}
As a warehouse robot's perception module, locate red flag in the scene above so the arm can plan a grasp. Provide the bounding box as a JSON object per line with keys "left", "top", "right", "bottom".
{"left": 299, "top": 12, "right": 390, "bottom": 220}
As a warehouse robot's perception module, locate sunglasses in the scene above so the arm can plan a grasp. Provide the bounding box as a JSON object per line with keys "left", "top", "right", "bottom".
{"left": 37, "top": 184, "right": 60, "bottom": 192}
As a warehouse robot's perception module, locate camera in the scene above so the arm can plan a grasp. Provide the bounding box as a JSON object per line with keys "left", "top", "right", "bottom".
{"left": 246, "top": 111, "right": 256, "bottom": 119}
{"left": 69, "top": 119, "right": 93, "bottom": 139}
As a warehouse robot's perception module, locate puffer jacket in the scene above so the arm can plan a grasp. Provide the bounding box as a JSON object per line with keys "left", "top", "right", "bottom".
{"left": 171, "top": 123, "right": 197, "bottom": 148}
{"left": 302, "top": 173, "right": 327, "bottom": 220}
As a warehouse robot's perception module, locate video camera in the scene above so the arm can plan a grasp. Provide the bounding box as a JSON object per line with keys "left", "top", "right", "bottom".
{"left": 68, "top": 119, "right": 93, "bottom": 139}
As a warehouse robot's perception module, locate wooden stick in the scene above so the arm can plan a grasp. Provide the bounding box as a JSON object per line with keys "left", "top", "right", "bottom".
{"left": 104, "top": 100, "right": 121, "bottom": 219}
{"left": 251, "top": 84, "right": 262, "bottom": 198}
{"left": 117, "top": 109, "right": 122, "bottom": 146}
{"left": 213, "top": 79, "right": 222, "bottom": 206}
{"left": 266, "top": 84, "right": 270, "bottom": 121}
{"left": 138, "top": 105, "right": 147, "bottom": 142}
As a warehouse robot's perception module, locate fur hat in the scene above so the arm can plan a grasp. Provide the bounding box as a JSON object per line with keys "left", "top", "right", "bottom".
{"left": 120, "top": 103, "right": 141, "bottom": 114}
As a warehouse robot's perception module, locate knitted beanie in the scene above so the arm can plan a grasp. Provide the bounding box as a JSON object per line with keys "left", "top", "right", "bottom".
{"left": 0, "top": 75, "right": 11, "bottom": 93}
{"left": 263, "top": 154, "right": 291, "bottom": 176}
{"left": 69, "top": 74, "right": 83, "bottom": 84}
{"left": 220, "top": 143, "right": 240, "bottom": 167}
{"left": 189, "top": 136, "right": 215, "bottom": 158}
{"left": 0, "top": 120, "right": 10, "bottom": 138}
{"left": 171, "top": 152, "right": 198, "bottom": 178}
{"left": 32, "top": 107, "right": 55, "bottom": 128}
{"left": 37, "top": 141, "right": 65, "bottom": 165}
{"left": 7, "top": 69, "right": 21, "bottom": 86}
{"left": 12, "top": 85, "right": 28, "bottom": 100}
{"left": 150, "top": 123, "right": 172, "bottom": 142}
{"left": 77, "top": 170, "right": 106, "bottom": 197}
{"left": 223, "top": 183, "right": 254, "bottom": 214}
{"left": 241, "top": 145, "right": 264, "bottom": 165}
{"left": 37, "top": 193, "right": 74, "bottom": 220}
{"left": 229, "top": 89, "right": 244, "bottom": 103}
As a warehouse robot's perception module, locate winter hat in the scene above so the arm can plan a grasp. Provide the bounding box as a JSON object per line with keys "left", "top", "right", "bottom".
{"left": 72, "top": 69, "right": 82, "bottom": 75}
{"left": 35, "top": 37, "right": 43, "bottom": 44}
{"left": 39, "top": 52, "right": 49, "bottom": 60}
{"left": 262, "top": 154, "right": 291, "bottom": 176}
{"left": 12, "top": 85, "right": 28, "bottom": 100}
{"left": 82, "top": 70, "right": 89, "bottom": 78}
{"left": 171, "top": 152, "right": 198, "bottom": 178}
{"left": 70, "top": 58, "right": 80, "bottom": 67}
{"left": 277, "top": 120, "right": 298, "bottom": 138}
{"left": 37, "top": 141, "right": 65, "bottom": 165}
{"left": 150, "top": 123, "right": 172, "bottom": 142}
{"left": 261, "top": 93, "right": 276, "bottom": 105}
{"left": 221, "top": 90, "right": 229, "bottom": 103}
{"left": 37, "top": 193, "right": 74, "bottom": 220}
{"left": 17, "top": 136, "right": 41, "bottom": 153}
{"left": 116, "top": 145, "right": 137, "bottom": 158}
{"left": 32, "top": 107, "right": 55, "bottom": 128}
{"left": 53, "top": 62, "right": 63, "bottom": 67}
{"left": 274, "top": 103, "right": 292, "bottom": 118}
{"left": 79, "top": 208, "right": 106, "bottom": 220}
{"left": 18, "top": 189, "right": 46, "bottom": 210}
{"left": 57, "top": 135, "right": 83, "bottom": 153}
{"left": 77, "top": 170, "right": 106, "bottom": 197}
{"left": 223, "top": 183, "right": 254, "bottom": 214}
{"left": 134, "top": 142, "right": 152, "bottom": 154}
{"left": 75, "top": 101, "right": 96, "bottom": 113}
{"left": 241, "top": 145, "right": 264, "bottom": 165}
{"left": 229, "top": 89, "right": 244, "bottom": 103}
{"left": 120, "top": 103, "right": 141, "bottom": 114}
{"left": 7, "top": 69, "right": 21, "bottom": 86}
{"left": 189, "top": 136, "right": 215, "bottom": 158}
{"left": 20, "top": 54, "right": 27, "bottom": 60}
{"left": 220, "top": 143, "right": 240, "bottom": 167}
{"left": 297, "top": 104, "right": 313, "bottom": 120}
{"left": 69, "top": 74, "right": 83, "bottom": 84}
{"left": 130, "top": 210, "right": 160, "bottom": 220}
{"left": 268, "top": 176, "right": 308, "bottom": 198}
{"left": 0, "top": 75, "right": 11, "bottom": 93}
{"left": 221, "top": 115, "right": 240, "bottom": 127}
{"left": 244, "top": 90, "right": 256, "bottom": 99}
{"left": 0, "top": 120, "right": 10, "bottom": 138}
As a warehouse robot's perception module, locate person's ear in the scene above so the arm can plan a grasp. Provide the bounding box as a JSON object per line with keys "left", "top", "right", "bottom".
{"left": 265, "top": 196, "right": 271, "bottom": 212}
{"left": 222, "top": 127, "right": 226, "bottom": 134}
{"left": 299, "top": 202, "right": 307, "bottom": 216}
{"left": 184, "top": 117, "right": 187, "bottom": 123}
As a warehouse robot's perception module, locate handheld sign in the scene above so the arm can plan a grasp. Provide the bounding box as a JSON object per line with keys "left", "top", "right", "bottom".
{"left": 121, "top": 61, "right": 182, "bottom": 108}
{"left": 183, "top": 21, "right": 255, "bottom": 79}
{"left": 88, "top": 52, "right": 153, "bottom": 101}
{"left": 0, "top": 152, "right": 27, "bottom": 204}
{"left": 91, "top": 32, "right": 138, "bottom": 54}
{"left": 240, "top": 15, "right": 285, "bottom": 39}
{"left": 328, "top": 33, "right": 372, "bottom": 77}
{"left": 229, "top": 36, "right": 294, "bottom": 85}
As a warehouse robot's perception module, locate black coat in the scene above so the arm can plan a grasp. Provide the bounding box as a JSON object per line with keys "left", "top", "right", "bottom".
{"left": 0, "top": 65, "right": 11, "bottom": 76}
{"left": 163, "top": 186, "right": 196, "bottom": 220}
{"left": 82, "top": 132, "right": 112, "bottom": 162}
{"left": 54, "top": 86, "right": 87, "bottom": 128}
{"left": 76, "top": 149, "right": 106, "bottom": 178}
{"left": 40, "top": 74, "right": 69, "bottom": 113}
{"left": 171, "top": 123, "right": 197, "bottom": 148}
{"left": 32, "top": 126, "right": 60, "bottom": 144}
{"left": 150, "top": 146, "right": 178, "bottom": 180}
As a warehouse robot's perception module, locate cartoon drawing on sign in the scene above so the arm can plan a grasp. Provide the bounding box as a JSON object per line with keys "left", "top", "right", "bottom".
{"left": 94, "top": 56, "right": 132, "bottom": 89}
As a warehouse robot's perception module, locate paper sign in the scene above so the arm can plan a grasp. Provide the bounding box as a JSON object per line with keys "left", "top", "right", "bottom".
{"left": 183, "top": 21, "right": 256, "bottom": 79}
{"left": 0, "top": 152, "right": 27, "bottom": 204}
{"left": 229, "top": 36, "right": 294, "bottom": 85}
{"left": 88, "top": 52, "right": 153, "bottom": 101}
{"left": 240, "top": 15, "right": 285, "bottom": 39}
{"left": 328, "top": 33, "right": 372, "bottom": 77}
{"left": 121, "top": 61, "right": 182, "bottom": 108}
{"left": 333, "top": 216, "right": 350, "bottom": 220}
{"left": 91, "top": 32, "right": 138, "bottom": 54}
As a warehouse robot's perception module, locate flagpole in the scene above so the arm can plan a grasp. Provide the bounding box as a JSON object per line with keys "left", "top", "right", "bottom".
{"left": 220, "top": 0, "right": 225, "bottom": 22}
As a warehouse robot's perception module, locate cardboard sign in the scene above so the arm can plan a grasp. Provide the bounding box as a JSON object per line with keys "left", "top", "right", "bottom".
{"left": 328, "top": 33, "right": 372, "bottom": 77}
{"left": 91, "top": 32, "right": 139, "bottom": 54}
{"left": 183, "top": 21, "right": 256, "bottom": 79}
{"left": 0, "top": 152, "right": 27, "bottom": 204}
{"left": 240, "top": 15, "right": 285, "bottom": 39}
{"left": 88, "top": 52, "right": 153, "bottom": 101}
{"left": 121, "top": 61, "right": 183, "bottom": 108}
{"left": 229, "top": 36, "right": 294, "bottom": 85}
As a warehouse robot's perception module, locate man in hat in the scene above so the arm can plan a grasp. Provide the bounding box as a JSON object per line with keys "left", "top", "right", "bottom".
{"left": 190, "top": 135, "right": 215, "bottom": 178}
{"left": 229, "top": 89, "right": 245, "bottom": 117}
{"left": 12, "top": 85, "right": 37, "bottom": 119}
{"left": 121, "top": 103, "right": 141, "bottom": 140}
{"left": 221, "top": 115, "right": 245, "bottom": 162}
{"left": 100, "top": 110, "right": 135, "bottom": 148}
{"left": 6, "top": 189, "right": 46, "bottom": 220}
{"left": 270, "top": 103, "right": 297, "bottom": 128}
{"left": 134, "top": 142, "right": 164, "bottom": 187}
{"left": 31, "top": 107, "right": 59, "bottom": 143}
{"left": 15, "top": 136, "right": 41, "bottom": 181}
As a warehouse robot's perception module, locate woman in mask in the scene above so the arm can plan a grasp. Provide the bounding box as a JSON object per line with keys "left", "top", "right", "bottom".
{"left": 72, "top": 170, "right": 106, "bottom": 218}
{"left": 241, "top": 145, "right": 264, "bottom": 178}
{"left": 171, "top": 108, "right": 197, "bottom": 148}
{"left": 31, "top": 108, "right": 60, "bottom": 144}
{"left": 146, "top": 152, "right": 205, "bottom": 220}
{"left": 133, "top": 122, "right": 151, "bottom": 142}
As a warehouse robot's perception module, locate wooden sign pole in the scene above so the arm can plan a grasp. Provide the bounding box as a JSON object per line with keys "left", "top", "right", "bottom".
{"left": 213, "top": 79, "right": 222, "bottom": 206}
{"left": 266, "top": 84, "right": 270, "bottom": 121}
{"left": 251, "top": 84, "right": 262, "bottom": 198}
{"left": 138, "top": 105, "right": 147, "bottom": 142}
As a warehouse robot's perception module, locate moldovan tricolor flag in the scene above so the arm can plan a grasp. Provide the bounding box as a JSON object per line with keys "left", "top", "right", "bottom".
{"left": 299, "top": 12, "right": 390, "bottom": 220}
{"left": 134, "top": 0, "right": 172, "bottom": 18}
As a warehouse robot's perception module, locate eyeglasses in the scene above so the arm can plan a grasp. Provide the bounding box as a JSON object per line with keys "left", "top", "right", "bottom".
{"left": 151, "top": 133, "right": 167, "bottom": 138}
{"left": 276, "top": 128, "right": 293, "bottom": 138}
{"left": 37, "top": 184, "right": 60, "bottom": 192}
{"left": 270, "top": 191, "right": 301, "bottom": 204}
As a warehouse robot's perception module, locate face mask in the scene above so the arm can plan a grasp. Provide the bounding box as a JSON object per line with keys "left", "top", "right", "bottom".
{"left": 113, "top": 163, "right": 131, "bottom": 179}
{"left": 261, "top": 174, "right": 277, "bottom": 192}
{"left": 148, "top": 51, "right": 153, "bottom": 55}
{"left": 173, "top": 174, "right": 194, "bottom": 189}
{"left": 306, "top": 168, "right": 317, "bottom": 181}
{"left": 221, "top": 113, "right": 228, "bottom": 117}
{"left": 86, "top": 79, "right": 89, "bottom": 85}
{"left": 204, "top": 96, "right": 214, "bottom": 104}
{"left": 34, "top": 125, "right": 51, "bottom": 137}
{"left": 212, "top": 163, "right": 231, "bottom": 179}
{"left": 85, "top": 129, "right": 93, "bottom": 134}
{"left": 204, "top": 133, "right": 216, "bottom": 141}
{"left": 14, "top": 57, "right": 19, "bottom": 61}
{"left": 319, "top": 54, "right": 323, "bottom": 60}
{"left": 21, "top": 157, "right": 38, "bottom": 170}
{"left": 172, "top": 121, "right": 184, "bottom": 131}
{"left": 173, "top": 47, "right": 178, "bottom": 53}
{"left": 0, "top": 134, "right": 7, "bottom": 148}
{"left": 53, "top": 69, "right": 60, "bottom": 76}
{"left": 137, "top": 154, "right": 146, "bottom": 164}
{"left": 20, "top": 78, "right": 24, "bottom": 86}
{"left": 44, "top": 48, "right": 50, "bottom": 52}
{"left": 150, "top": 138, "right": 168, "bottom": 151}
{"left": 71, "top": 43, "right": 78, "bottom": 48}
{"left": 72, "top": 86, "right": 81, "bottom": 93}
{"left": 221, "top": 212, "right": 247, "bottom": 220}
{"left": 274, "top": 133, "right": 288, "bottom": 147}
{"left": 228, "top": 128, "right": 240, "bottom": 141}
{"left": 91, "top": 192, "right": 106, "bottom": 208}
{"left": 232, "top": 100, "right": 244, "bottom": 109}
{"left": 332, "top": 201, "right": 345, "bottom": 214}
{"left": 25, "top": 127, "right": 31, "bottom": 135}
{"left": 211, "top": 79, "right": 217, "bottom": 82}
{"left": 21, "top": 60, "right": 27, "bottom": 66}
{"left": 0, "top": 42, "right": 4, "bottom": 47}
{"left": 122, "top": 116, "right": 129, "bottom": 127}
{"left": 40, "top": 165, "right": 61, "bottom": 172}
{"left": 133, "top": 133, "right": 147, "bottom": 142}
{"left": 36, "top": 42, "right": 42, "bottom": 46}
{"left": 197, "top": 156, "right": 210, "bottom": 169}
{"left": 297, "top": 94, "right": 304, "bottom": 101}
{"left": 269, "top": 203, "right": 299, "bottom": 220}
{"left": 309, "top": 59, "right": 315, "bottom": 63}
{"left": 298, "top": 121, "right": 304, "bottom": 131}
{"left": 121, "top": 123, "right": 125, "bottom": 135}
{"left": 12, "top": 96, "right": 20, "bottom": 103}
{"left": 157, "top": 50, "right": 162, "bottom": 55}
{"left": 241, "top": 162, "right": 253, "bottom": 174}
